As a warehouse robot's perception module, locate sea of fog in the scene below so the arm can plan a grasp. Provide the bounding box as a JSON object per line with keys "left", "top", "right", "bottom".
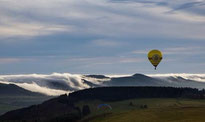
{"left": 0, "top": 73, "right": 205, "bottom": 96}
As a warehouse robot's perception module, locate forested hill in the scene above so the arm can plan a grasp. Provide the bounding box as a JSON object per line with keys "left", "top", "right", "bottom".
{"left": 69, "top": 87, "right": 205, "bottom": 102}
{"left": 1, "top": 87, "right": 205, "bottom": 122}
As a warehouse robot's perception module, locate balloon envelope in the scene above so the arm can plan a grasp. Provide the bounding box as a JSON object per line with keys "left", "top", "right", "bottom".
{"left": 97, "top": 104, "right": 112, "bottom": 110}
{"left": 148, "top": 50, "right": 162, "bottom": 70}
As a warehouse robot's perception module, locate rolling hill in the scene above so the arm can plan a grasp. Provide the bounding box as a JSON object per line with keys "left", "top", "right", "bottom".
{"left": 0, "top": 83, "right": 44, "bottom": 96}
{"left": 1, "top": 86, "right": 205, "bottom": 121}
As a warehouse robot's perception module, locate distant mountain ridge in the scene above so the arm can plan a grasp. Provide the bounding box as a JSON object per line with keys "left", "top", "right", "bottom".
{"left": 85, "top": 75, "right": 109, "bottom": 79}
{"left": 105, "top": 74, "right": 163, "bottom": 86}
{"left": 0, "top": 73, "right": 205, "bottom": 96}
{"left": 0, "top": 83, "right": 44, "bottom": 96}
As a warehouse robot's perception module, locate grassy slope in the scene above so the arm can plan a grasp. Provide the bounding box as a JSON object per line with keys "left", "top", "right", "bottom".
{"left": 0, "top": 96, "right": 53, "bottom": 115}
{"left": 76, "top": 98, "right": 205, "bottom": 122}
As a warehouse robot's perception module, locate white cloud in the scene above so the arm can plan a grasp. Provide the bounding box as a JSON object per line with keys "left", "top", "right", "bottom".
{"left": 92, "top": 39, "right": 123, "bottom": 47}
{"left": 0, "top": 58, "right": 34, "bottom": 64}
{"left": 0, "top": 73, "right": 90, "bottom": 96}
{"left": 65, "top": 56, "right": 144, "bottom": 66}
{"left": 119, "top": 58, "right": 143, "bottom": 63}
{"left": 162, "top": 46, "right": 205, "bottom": 55}
{"left": 1, "top": 72, "right": 205, "bottom": 96}
{"left": 0, "top": 0, "right": 204, "bottom": 39}
{"left": 132, "top": 50, "right": 148, "bottom": 54}
{"left": 0, "top": 19, "right": 72, "bottom": 38}
{"left": 0, "top": 81, "right": 68, "bottom": 96}
{"left": 147, "top": 73, "right": 205, "bottom": 82}
{"left": 131, "top": 46, "right": 205, "bottom": 56}
{"left": 0, "top": 58, "right": 21, "bottom": 64}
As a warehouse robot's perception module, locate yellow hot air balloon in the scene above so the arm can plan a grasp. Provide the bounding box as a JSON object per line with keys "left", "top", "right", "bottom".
{"left": 148, "top": 50, "right": 162, "bottom": 70}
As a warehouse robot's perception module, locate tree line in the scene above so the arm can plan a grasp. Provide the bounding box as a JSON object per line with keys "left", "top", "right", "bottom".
{"left": 68, "top": 86, "right": 205, "bottom": 102}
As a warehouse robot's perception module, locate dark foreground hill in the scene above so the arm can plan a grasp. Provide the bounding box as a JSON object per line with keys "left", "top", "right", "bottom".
{"left": 1, "top": 86, "right": 205, "bottom": 122}
{"left": 0, "top": 95, "right": 81, "bottom": 122}
{"left": 69, "top": 86, "right": 204, "bottom": 102}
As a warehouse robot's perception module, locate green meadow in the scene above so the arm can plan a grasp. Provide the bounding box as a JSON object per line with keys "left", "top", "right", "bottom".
{"left": 76, "top": 98, "right": 205, "bottom": 122}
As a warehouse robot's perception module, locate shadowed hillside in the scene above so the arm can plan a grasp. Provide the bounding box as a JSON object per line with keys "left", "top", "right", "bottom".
{"left": 0, "top": 95, "right": 81, "bottom": 122}
{"left": 1, "top": 86, "right": 205, "bottom": 122}
{"left": 69, "top": 86, "right": 203, "bottom": 102}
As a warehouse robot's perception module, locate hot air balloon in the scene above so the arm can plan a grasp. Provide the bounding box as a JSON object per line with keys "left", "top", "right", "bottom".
{"left": 148, "top": 50, "right": 162, "bottom": 70}
{"left": 97, "top": 104, "right": 112, "bottom": 110}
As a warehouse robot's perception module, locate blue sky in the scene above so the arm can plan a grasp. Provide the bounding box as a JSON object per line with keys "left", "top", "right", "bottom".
{"left": 0, "top": 0, "right": 204, "bottom": 74}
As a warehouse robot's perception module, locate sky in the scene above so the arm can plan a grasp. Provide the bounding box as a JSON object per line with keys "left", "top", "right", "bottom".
{"left": 0, "top": 0, "right": 204, "bottom": 75}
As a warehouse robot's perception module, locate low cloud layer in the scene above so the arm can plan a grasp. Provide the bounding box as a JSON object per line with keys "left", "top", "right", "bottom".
{"left": 0, "top": 73, "right": 90, "bottom": 96}
{"left": 148, "top": 73, "right": 205, "bottom": 82}
{"left": 0, "top": 73, "right": 205, "bottom": 96}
